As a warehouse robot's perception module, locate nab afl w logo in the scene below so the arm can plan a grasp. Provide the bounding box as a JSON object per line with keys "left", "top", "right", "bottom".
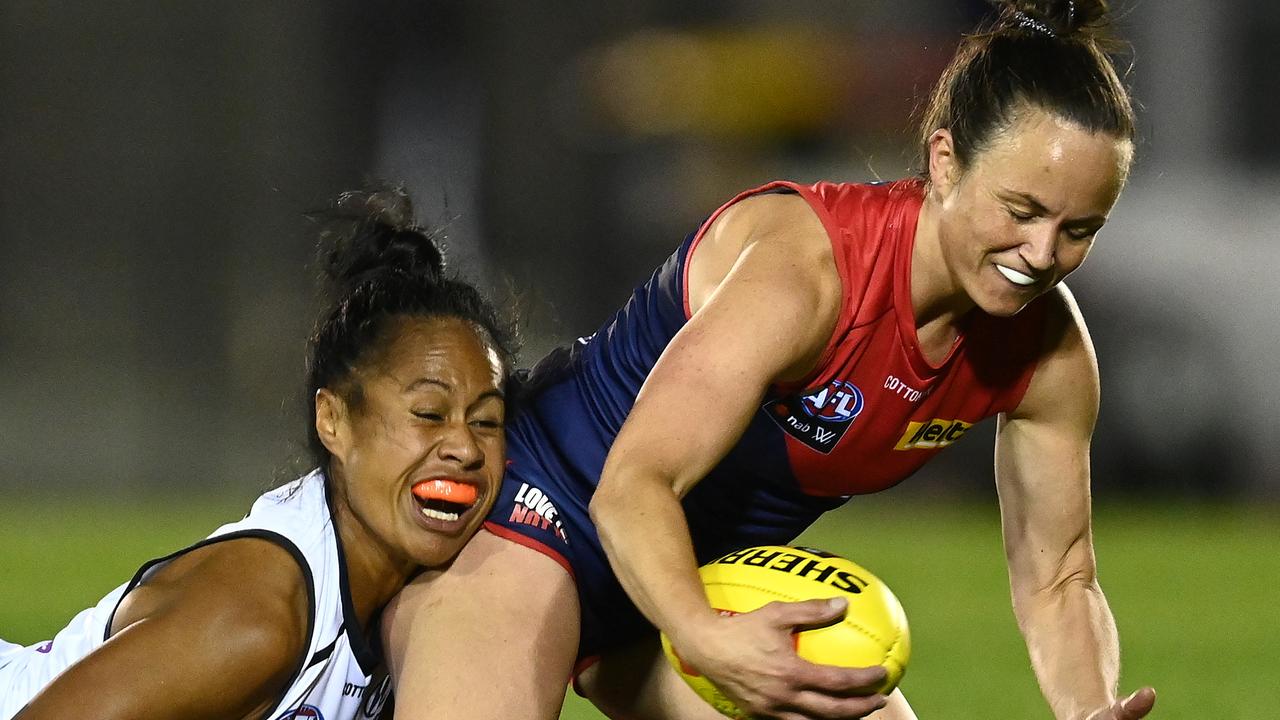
{"left": 765, "top": 379, "right": 864, "bottom": 454}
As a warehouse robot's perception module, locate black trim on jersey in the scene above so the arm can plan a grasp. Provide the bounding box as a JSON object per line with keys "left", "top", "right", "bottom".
{"left": 305, "top": 634, "right": 339, "bottom": 669}
{"left": 323, "top": 482, "right": 381, "bottom": 675}
{"left": 102, "top": 529, "right": 317, "bottom": 720}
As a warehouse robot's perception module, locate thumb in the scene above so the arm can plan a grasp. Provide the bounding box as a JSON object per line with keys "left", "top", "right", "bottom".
{"left": 770, "top": 597, "right": 849, "bottom": 631}
{"left": 1115, "top": 687, "right": 1156, "bottom": 719}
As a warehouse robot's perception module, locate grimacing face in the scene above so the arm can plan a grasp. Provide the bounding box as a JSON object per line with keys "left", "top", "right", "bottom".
{"left": 930, "top": 108, "right": 1134, "bottom": 317}
{"left": 317, "top": 315, "right": 506, "bottom": 569}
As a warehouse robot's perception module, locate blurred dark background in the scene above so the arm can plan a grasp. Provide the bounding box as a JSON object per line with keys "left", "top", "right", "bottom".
{"left": 2, "top": 0, "right": 1276, "bottom": 503}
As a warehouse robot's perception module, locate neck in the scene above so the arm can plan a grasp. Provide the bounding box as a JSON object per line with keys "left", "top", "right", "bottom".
{"left": 330, "top": 487, "right": 417, "bottom": 626}
{"left": 912, "top": 190, "right": 977, "bottom": 329}
{"left": 910, "top": 190, "right": 978, "bottom": 364}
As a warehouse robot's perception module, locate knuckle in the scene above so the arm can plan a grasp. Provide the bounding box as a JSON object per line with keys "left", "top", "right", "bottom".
{"left": 759, "top": 599, "right": 789, "bottom": 615}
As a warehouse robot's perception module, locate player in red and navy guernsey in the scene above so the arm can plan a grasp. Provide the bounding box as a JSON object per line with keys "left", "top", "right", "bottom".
{"left": 480, "top": 177, "right": 1049, "bottom": 664}
{"left": 384, "top": 2, "right": 1157, "bottom": 719}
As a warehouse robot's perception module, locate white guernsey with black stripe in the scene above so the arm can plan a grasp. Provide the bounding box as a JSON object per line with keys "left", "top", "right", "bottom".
{"left": 0, "top": 471, "right": 392, "bottom": 720}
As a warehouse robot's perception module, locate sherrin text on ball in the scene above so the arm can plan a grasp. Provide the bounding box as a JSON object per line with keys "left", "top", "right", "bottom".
{"left": 661, "top": 545, "right": 910, "bottom": 719}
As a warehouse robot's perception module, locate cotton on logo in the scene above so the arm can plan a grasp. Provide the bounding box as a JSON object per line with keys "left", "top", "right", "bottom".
{"left": 801, "top": 381, "right": 864, "bottom": 422}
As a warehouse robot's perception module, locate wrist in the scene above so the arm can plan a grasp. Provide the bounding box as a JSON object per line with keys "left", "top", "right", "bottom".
{"left": 663, "top": 605, "right": 725, "bottom": 658}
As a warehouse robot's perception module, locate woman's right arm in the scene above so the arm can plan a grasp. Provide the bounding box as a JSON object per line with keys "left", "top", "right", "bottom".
{"left": 590, "top": 192, "right": 889, "bottom": 719}
{"left": 15, "top": 538, "right": 308, "bottom": 720}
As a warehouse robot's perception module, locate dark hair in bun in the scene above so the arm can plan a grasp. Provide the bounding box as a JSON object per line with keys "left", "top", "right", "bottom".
{"left": 316, "top": 188, "right": 445, "bottom": 299}
{"left": 918, "top": 0, "right": 1135, "bottom": 174}
{"left": 992, "top": 0, "right": 1111, "bottom": 38}
{"left": 304, "top": 185, "right": 517, "bottom": 470}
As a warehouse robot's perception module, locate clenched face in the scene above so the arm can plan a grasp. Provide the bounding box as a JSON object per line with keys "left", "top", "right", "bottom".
{"left": 929, "top": 107, "right": 1133, "bottom": 316}
{"left": 318, "top": 315, "right": 506, "bottom": 570}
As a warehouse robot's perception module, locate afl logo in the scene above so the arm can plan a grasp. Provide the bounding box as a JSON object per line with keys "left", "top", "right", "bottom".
{"left": 277, "top": 706, "right": 323, "bottom": 720}
{"left": 800, "top": 381, "right": 864, "bottom": 422}
{"left": 764, "top": 378, "right": 865, "bottom": 454}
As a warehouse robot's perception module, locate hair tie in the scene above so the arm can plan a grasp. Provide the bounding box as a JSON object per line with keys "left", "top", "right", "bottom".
{"left": 1012, "top": 9, "right": 1057, "bottom": 38}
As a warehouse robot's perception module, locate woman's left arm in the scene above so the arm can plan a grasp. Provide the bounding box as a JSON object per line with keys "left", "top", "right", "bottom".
{"left": 994, "top": 285, "right": 1155, "bottom": 720}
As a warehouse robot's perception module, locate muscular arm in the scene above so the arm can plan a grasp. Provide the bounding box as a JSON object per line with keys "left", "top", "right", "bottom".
{"left": 995, "top": 286, "right": 1153, "bottom": 720}
{"left": 16, "top": 538, "right": 310, "bottom": 720}
{"left": 590, "top": 193, "right": 888, "bottom": 718}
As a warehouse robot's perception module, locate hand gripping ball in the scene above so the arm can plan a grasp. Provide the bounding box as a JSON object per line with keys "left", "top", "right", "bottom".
{"left": 660, "top": 545, "right": 910, "bottom": 719}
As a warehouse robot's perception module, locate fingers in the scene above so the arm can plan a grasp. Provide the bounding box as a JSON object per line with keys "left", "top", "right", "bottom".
{"left": 698, "top": 600, "right": 892, "bottom": 719}
{"left": 759, "top": 600, "right": 888, "bottom": 693}
{"left": 764, "top": 597, "right": 849, "bottom": 631}
{"left": 795, "top": 659, "right": 888, "bottom": 695}
{"left": 1115, "top": 687, "right": 1156, "bottom": 719}
{"left": 772, "top": 689, "right": 888, "bottom": 720}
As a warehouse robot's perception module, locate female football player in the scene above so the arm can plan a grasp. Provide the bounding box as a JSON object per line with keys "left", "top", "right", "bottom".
{"left": 385, "top": 1, "right": 1157, "bottom": 718}
{"left": 0, "top": 188, "right": 515, "bottom": 720}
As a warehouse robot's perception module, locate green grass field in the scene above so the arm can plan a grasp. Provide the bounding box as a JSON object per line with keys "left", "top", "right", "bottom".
{"left": 2, "top": 494, "right": 1276, "bottom": 719}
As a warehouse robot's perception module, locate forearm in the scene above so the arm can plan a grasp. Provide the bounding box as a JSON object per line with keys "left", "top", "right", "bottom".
{"left": 590, "top": 470, "right": 718, "bottom": 648}
{"left": 1015, "top": 577, "right": 1121, "bottom": 720}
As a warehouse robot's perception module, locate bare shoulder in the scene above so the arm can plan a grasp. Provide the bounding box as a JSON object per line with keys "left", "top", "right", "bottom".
{"left": 1038, "top": 283, "right": 1093, "bottom": 354}
{"left": 112, "top": 536, "right": 311, "bottom": 671}
{"left": 1013, "top": 284, "right": 1099, "bottom": 423}
{"left": 688, "top": 190, "right": 836, "bottom": 316}
{"left": 17, "top": 537, "right": 314, "bottom": 718}
{"left": 710, "top": 190, "right": 824, "bottom": 238}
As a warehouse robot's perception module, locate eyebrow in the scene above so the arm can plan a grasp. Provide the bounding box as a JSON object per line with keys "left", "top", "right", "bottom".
{"left": 1000, "top": 188, "right": 1107, "bottom": 226}
{"left": 405, "top": 377, "right": 451, "bottom": 393}
{"left": 475, "top": 388, "right": 506, "bottom": 402}
{"left": 404, "top": 377, "right": 505, "bottom": 402}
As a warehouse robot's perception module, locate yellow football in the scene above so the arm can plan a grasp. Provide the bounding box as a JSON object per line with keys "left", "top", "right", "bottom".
{"left": 661, "top": 545, "right": 910, "bottom": 719}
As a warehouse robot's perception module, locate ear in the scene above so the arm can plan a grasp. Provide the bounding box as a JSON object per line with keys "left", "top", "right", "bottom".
{"left": 315, "top": 388, "right": 351, "bottom": 463}
{"left": 927, "top": 129, "right": 961, "bottom": 198}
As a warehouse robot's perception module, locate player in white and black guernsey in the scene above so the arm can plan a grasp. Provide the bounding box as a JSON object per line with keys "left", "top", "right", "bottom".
{"left": 0, "top": 187, "right": 514, "bottom": 720}
{"left": 2, "top": 473, "right": 394, "bottom": 719}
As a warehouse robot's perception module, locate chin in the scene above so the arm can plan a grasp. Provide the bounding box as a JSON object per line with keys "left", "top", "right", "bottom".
{"left": 419, "top": 540, "right": 464, "bottom": 568}
{"left": 410, "top": 527, "right": 481, "bottom": 568}
{"left": 974, "top": 288, "right": 1037, "bottom": 318}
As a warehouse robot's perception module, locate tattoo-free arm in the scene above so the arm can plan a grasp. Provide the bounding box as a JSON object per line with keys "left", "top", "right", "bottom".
{"left": 16, "top": 538, "right": 309, "bottom": 720}
{"left": 591, "top": 193, "right": 888, "bottom": 718}
{"left": 995, "top": 286, "right": 1154, "bottom": 720}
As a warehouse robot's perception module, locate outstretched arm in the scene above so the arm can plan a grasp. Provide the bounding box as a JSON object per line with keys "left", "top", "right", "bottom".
{"left": 591, "top": 192, "right": 889, "bottom": 719}
{"left": 15, "top": 538, "right": 309, "bottom": 720}
{"left": 994, "top": 286, "right": 1154, "bottom": 720}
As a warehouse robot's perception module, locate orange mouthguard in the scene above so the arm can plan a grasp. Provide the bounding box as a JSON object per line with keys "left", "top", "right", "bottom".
{"left": 411, "top": 479, "right": 478, "bottom": 506}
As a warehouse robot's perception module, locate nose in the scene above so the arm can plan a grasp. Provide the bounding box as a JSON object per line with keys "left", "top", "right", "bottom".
{"left": 1020, "top": 224, "right": 1057, "bottom": 273}
{"left": 437, "top": 421, "right": 485, "bottom": 470}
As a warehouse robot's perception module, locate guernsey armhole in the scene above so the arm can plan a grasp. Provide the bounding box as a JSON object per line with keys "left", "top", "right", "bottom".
{"left": 680, "top": 184, "right": 806, "bottom": 321}
{"left": 102, "top": 530, "right": 317, "bottom": 720}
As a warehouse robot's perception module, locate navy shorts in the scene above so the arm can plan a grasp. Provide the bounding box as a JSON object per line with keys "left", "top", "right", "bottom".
{"left": 481, "top": 349, "right": 846, "bottom": 667}
{"left": 482, "top": 412, "right": 649, "bottom": 668}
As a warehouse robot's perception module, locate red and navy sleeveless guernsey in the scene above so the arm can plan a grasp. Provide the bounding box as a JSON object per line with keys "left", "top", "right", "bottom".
{"left": 484, "top": 179, "right": 1048, "bottom": 661}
